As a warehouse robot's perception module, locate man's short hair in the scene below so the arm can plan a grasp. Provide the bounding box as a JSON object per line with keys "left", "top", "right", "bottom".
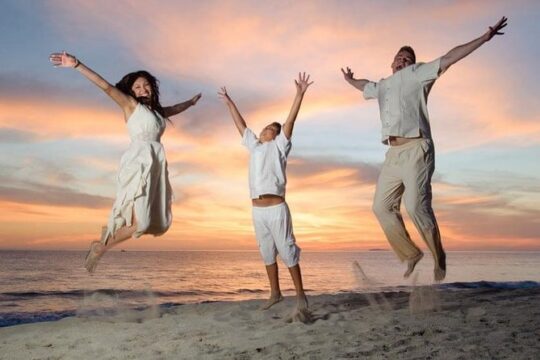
{"left": 271, "top": 122, "right": 282, "bottom": 135}
{"left": 399, "top": 46, "right": 416, "bottom": 64}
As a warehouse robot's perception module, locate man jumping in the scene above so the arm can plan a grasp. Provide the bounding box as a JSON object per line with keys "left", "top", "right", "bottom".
{"left": 342, "top": 17, "right": 507, "bottom": 281}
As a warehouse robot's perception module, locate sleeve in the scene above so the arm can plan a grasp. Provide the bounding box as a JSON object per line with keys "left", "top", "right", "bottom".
{"left": 362, "top": 81, "right": 379, "bottom": 100}
{"left": 413, "top": 58, "right": 442, "bottom": 83}
{"left": 241, "top": 128, "right": 258, "bottom": 150}
{"left": 275, "top": 131, "right": 292, "bottom": 156}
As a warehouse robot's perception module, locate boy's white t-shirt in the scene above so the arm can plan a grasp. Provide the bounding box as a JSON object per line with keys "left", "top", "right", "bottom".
{"left": 242, "top": 128, "right": 291, "bottom": 199}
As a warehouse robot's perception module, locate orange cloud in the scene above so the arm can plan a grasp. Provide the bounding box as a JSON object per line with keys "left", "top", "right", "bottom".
{"left": 2, "top": 1, "right": 539, "bottom": 252}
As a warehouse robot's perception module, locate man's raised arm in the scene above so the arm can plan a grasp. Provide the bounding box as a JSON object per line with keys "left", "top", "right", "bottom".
{"left": 440, "top": 16, "right": 507, "bottom": 73}
{"left": 341, "top": 67, "right": 371, "bottom": 92}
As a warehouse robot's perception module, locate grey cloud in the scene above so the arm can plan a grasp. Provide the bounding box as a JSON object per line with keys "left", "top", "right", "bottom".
{"left": 0, "top": 127, "right": 40, "bottom": 143}
{"left": 438, "top": 199, "right": 540, "bottom": 240}
{"left": 165, "top": 84, "right": 280, "bottom": 137}
{"left": 0, "top": 72, "right": 108, "bottom": 108}
{"left": 0, "top": 183, "right": 112, "bottom": 208}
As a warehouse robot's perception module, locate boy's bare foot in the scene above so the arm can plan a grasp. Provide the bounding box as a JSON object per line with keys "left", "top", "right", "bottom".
{"left": 260, "top": 293, "right": 284, "bottom": 310}
{"left": 84, "top": 241, "right": 105, "bottom": 273}
{"left": 404, "top": 252, "right": 424, "bottom": 278}
{"left": 286, "top": 295, "right": 311, "bottom": 324}
{"left": 297, "top": 294, "right": 308, "bottom": 310}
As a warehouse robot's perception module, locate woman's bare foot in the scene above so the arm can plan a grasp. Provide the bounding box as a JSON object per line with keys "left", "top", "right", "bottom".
{"left": 260, "top": 293, "right": 284, "bottom": 310}
{"left": 404, "top": 252, "right": 424, "bottom": 278}
{"left": 84, "top": 241, "right": 105, "bottom": 273}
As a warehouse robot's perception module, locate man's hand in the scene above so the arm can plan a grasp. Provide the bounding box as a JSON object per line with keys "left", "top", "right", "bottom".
{"left": 485, "top": 16, "right": 508, "bottom": 41}
{"left": 341, "top": 67, "right": 355, "bottom": 82}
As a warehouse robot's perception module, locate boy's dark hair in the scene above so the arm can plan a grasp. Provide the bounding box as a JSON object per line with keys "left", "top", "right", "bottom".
{"left": 271, "top": 122, "right": 282, "bottom": 135}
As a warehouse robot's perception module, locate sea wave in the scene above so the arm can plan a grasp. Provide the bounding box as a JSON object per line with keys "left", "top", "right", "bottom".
{"left": 437, "top": 280, "right": 540, "bottom": 290}
{"left": 2, "top": 281, "right": 538, "bottom": 328}
{"left": 0, "top": 288, "right": 266, "bottom": 302}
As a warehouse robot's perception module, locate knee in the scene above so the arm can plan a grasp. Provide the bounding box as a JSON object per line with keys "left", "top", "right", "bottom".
{"left": 405, "top": 201, "right": 435, "bottom": 228}
{"left": 135, "top": 218, "right": 150, "bottom": 234}
{"left": 405, "top": 193, "right": 433, "bottom": 217}
{"left": 258, "top": 241, "right": 278, "bottom": 266}
{"left": 282, "top": 244, "right": 300, "bottom": 268}
{"left": 405, "top": 202, "right": 419, "bottom": 218}
{"left": 275, "top": 234, "right": 300, "bottom": 268}
{"left": 372, "top": 199, "right": 391, "bottom": 219}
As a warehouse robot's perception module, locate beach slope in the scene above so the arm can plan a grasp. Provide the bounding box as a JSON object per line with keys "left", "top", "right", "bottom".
{"left": 1, "top": 286, "right": 539, "bottom": 359}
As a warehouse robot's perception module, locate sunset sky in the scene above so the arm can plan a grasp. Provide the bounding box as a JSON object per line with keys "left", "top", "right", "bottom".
{"left": 1, "top": 0, "right": 539, "bottom": 251}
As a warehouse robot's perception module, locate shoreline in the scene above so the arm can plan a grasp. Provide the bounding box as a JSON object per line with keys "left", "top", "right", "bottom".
{"left": 2, "top": 249, "right": 540, "bottom": 253}
{"left": 1, "top": 285, "right": 539, "bottom": 359}
{"left": 2, "top": 280, "right": 539, "bottom": 328}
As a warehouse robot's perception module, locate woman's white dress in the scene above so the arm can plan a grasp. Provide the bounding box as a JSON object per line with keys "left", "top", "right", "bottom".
{"left": 103, "top": 103, "right": 172, "bottom": 244}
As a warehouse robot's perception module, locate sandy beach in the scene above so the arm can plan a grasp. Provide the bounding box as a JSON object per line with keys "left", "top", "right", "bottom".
{"left": 1, "top": 285, "right": 538, "bottom": 360}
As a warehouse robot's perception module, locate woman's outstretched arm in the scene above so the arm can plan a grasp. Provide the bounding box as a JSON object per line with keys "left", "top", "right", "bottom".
{"left": 162, "top": 93, "right": 202, "bottom": 118}
{"left": 439, "top": 17, "right": 507, "bottom": 73}
{"left": 49, "top": 51, "right": 135, "bottom": 114}
{"left": 218, "top": 87, "right": 247, "bottom": 136}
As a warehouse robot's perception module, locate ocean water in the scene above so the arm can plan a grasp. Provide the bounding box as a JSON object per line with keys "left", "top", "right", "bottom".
{"left": 0, "top": 250, "right": 539, "bottom": 327}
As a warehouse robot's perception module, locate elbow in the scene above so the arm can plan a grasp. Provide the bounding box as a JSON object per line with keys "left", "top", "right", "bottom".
{"left": 103, "top": 84, "right": 116, "bottom": 94}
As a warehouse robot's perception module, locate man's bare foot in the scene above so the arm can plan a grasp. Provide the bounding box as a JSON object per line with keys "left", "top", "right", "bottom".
{"left": 434, "top": 267, "right": 446, "bottom": 282}
{"left": 404, "top": 252, "right": 424, "bottom": 278}
{"left": 260, "top": 293, "right": 284, "bottom": 310}
{"left": 434, "top": 252, "right": 446, "bottom": 282}
{"left": 84, "top": 241, "right": 105, "bottom": 273}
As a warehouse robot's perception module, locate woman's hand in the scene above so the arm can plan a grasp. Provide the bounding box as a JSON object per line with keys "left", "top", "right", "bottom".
{"left": 49, "top": 51, "right": 79, "bottom": 68}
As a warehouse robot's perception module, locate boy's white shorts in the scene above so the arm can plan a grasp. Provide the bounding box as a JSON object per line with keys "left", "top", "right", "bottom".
{"left": 251, "top": 202, "right": 300, "bottom": 268}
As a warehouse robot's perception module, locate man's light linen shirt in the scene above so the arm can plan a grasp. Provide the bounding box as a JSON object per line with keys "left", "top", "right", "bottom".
{"left": 363, "top": 58, "right": 442, "bottom": 144}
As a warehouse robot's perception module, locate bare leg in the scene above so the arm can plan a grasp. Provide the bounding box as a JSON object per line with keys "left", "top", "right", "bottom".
{"left": 288, "top": 264, "right": 307, "bottom": 309}
{"left": 286, "top": 264, "right": 311, "bottom": 323}
{"left": 85, "top": 220, "right": 138, "bottom": 273}
{"left": 260, "top": 262, "right": 284, "bottom": 310}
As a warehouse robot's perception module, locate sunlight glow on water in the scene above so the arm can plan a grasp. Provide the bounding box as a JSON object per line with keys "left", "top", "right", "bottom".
{"left": 1, "top": 250, "right": 539, "bottom": 316}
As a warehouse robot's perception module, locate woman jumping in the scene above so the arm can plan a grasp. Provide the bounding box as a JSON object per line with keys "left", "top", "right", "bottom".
{"left": 49, "top": 51, "right": 201, "bottom": 272}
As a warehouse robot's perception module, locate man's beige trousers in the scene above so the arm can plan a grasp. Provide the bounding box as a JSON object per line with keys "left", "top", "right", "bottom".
{"left": 372, "top": 138, "right": 445, "bottom": 270}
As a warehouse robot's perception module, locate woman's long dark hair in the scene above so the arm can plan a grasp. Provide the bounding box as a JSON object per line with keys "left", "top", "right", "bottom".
{"left": 115, "top": 71, "right": 167, "bottom": 120}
